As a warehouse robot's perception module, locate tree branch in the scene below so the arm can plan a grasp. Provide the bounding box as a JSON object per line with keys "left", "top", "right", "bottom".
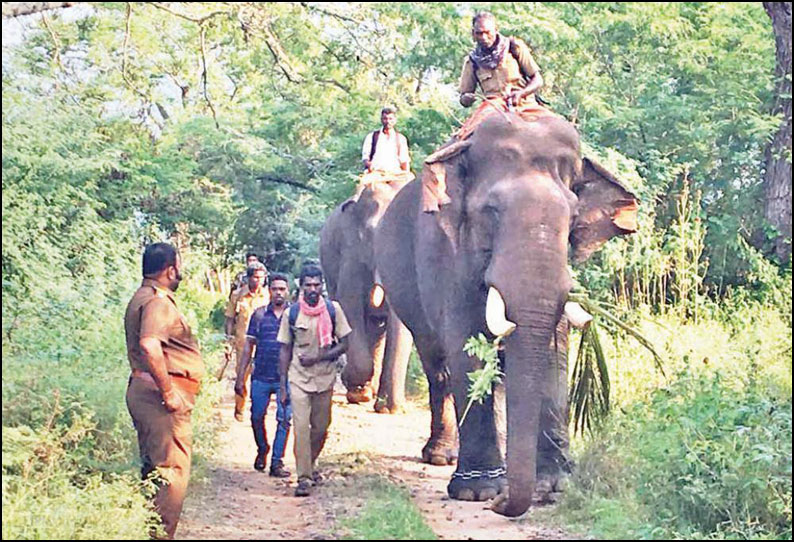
{"left": 255, "top": 175, "right": 319, "bottom": 193}
{"left": 316, "top": 77, "right": 351, "bottom": 94}
{"left": 298, "top": 2, "right": 361, "bottom": 24}
{"left": 143, "top": 2, "right": 229, "bottom": 24}
{"left": 2, "top": 2, "right": 74, "bottom": 18}
{"left": 119, "top": 3, "right": 148, "bottom": 100}
{"left": 263, "top": 22, "right": 303, "bottom": 83}
{"left": 39, "top": 13, "right": 62, "bottom": 70}
{"left": 199, "top": 25, "right": 220, "bottom": 129}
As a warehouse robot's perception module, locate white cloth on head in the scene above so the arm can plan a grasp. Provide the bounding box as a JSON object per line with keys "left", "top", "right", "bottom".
{"left": 361, "top": 129, "right": 410, "bottom": 173}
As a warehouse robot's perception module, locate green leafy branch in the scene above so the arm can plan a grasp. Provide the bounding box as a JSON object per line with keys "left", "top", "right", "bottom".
{"left": 460, "top": 333, "right": 502, "bottom": 427}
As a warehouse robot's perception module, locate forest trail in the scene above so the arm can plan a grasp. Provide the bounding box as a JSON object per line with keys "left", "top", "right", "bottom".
{"left": 178, "top": 377, "right": 575, "bottom": 540}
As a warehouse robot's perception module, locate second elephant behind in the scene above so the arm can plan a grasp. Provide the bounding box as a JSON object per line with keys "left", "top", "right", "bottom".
{"left": 320, "top": 181, "right": 413, "bottom": 413}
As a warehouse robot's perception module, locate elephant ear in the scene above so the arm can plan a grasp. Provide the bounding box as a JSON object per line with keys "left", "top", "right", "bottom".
{"left": 420, "top": 139, "right": 471, "bottom": 213}
{"left": 570, "top": 157, "right": 639, "bottom": 263}
{"left": 340, "top": 198, "right": 357, "bottom": 212}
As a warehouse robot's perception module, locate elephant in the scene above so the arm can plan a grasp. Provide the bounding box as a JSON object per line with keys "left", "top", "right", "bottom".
{"left": 374, "top": 111, "right": 638, "bottom": 516}
{"left": 320, "top": 181, "right": 414, "bottom": 413}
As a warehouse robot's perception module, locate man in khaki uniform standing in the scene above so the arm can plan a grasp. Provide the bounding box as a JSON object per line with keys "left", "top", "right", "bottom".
{"left": 226, "top": 262, "right": 269, "bottom": 421}
{"left": 124, "top": 242, "right": 203, "bottom": 539}
{"left": 278, "top": 263, "right": 351, "bottom": 497}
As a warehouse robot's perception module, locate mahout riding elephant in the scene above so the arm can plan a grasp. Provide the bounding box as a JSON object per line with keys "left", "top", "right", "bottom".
{"left": 374, "top": 111, "right": 638, "bottom": 516}
{"left": 320, "top": 181, "right": 413, "bottom": 413}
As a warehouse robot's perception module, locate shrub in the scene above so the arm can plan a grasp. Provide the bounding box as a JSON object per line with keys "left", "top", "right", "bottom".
{"left": 561, "top": 370, "right": 792, "bottom": 539}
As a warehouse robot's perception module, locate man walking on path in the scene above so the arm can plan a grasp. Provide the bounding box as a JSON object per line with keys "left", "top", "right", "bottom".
{"left": 278, "top": 264, "right": 351, "bottom": 497}
{"left": 235, "top": 273, "right": 293, "bottom": 477}
{"left": 226, "top": 262, "right": 269, "bottom": 421}
{"left": 230, "top": 252, "right": 262, "bottom": 297}
{"left": 124, "top": 242, "right": 203, "bottom": 539}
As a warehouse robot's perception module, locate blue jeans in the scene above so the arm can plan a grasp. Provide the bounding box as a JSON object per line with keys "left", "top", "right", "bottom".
{"left": 250, "top": 379, "right": 292, "bottom": 468}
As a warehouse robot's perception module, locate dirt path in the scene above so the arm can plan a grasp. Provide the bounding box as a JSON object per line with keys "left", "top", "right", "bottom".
{"left": 179, "top": 381, "right": 574, "bottom": 540}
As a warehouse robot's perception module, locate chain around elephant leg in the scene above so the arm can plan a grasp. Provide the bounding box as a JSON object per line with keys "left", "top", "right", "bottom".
{"left": 447, "top": 467, "right": 508, "bottom": 501}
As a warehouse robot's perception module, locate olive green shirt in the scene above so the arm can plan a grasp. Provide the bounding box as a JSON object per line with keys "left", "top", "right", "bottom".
{"left": 459, "top": 37, "right": 540, "bottom": 98}
{"left": 277, "top": 300, "right": 352, "bottom": 393}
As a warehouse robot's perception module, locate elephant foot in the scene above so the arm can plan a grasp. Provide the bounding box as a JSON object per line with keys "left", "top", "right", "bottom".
{"left": 374, "top": 397, "right": 405, "bottom": 414}
{"left": 346, "top": 385, "right": 374, "bottom": 404}
{"left": 421, "top": 440, "right": 457, "bottom": 466}
{"left": 533, "top": 472, "right": 569, "bottom": 504}
{"left": 447, "top": 468, "right": 507, "bottom": 502}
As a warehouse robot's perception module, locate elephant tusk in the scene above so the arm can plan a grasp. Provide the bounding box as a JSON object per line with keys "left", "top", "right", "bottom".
{"left": 564, "top": 301, "right": 593, "bottom": 329}
{"left": 370, "top": 284, "right": 386, "bottom": 308}
{"left": 486, "top": 287, "right": 517, "bottom": 337}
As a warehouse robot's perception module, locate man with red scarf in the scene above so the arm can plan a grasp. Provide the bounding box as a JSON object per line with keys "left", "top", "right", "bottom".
{"left": 277, "top": 263, "right": 351, "bottom": 497}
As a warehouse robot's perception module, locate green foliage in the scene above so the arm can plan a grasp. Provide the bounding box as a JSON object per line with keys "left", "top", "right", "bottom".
{"left": 560, "top": 370, "right": 792, "bottom": 540}
{"left": 1, "top": 275, "right": 226, "bottom": 540}
{"left": 461, "top": 334, "right": 502, "bottom": 425}
{"left": 337, "top": 476, "right": 437, "bottom": 540}
{"left": 405, "top": 348, "right": 429, "bottom": 400}
{"left": 569, "top": 321, "right": 611, "bottom": 436}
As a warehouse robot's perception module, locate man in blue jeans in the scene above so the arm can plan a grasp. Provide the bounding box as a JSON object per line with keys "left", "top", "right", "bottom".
{"left": 235, "top": 273, "right": 292, "bottom": 477}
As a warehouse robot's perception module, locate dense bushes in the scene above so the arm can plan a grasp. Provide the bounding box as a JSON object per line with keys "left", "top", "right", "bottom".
{"left": 558, "top": 295, "right": 792, "bottom": 540}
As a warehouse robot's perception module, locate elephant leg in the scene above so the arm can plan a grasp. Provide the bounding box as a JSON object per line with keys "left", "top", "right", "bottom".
{"left": 374, "top": 308, "right": 412, "bottom": 414}
{"left": 416, "top": 337, "right": 458, "bottom": 465}
{"left": 536, "top": 317, "right": 572, "bottom": 501}
{"left": 447, "top": 350, "right": 507, "bottom": 502}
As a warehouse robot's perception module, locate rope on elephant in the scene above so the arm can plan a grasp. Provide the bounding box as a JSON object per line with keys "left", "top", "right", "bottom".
{"left": 450, "top": 467, "right": 507, "bottom": 480}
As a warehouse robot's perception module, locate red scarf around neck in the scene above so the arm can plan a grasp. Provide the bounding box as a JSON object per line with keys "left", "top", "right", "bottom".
{"left": 298, "top": 293, "right": 333, "bottom": 348}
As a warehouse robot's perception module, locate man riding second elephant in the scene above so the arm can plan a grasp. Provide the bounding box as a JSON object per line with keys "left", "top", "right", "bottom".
{"left": 320, "top": 115, "right": 414, "bottom": 411}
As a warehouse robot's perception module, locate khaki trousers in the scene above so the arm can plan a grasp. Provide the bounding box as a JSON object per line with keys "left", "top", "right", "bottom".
{"left": 290, "top": 384, "right": 333, "bottom": 481}
{"left": 126, "top": 378, "right": 195, "bottom": 540}
{"left": 234, "top": 342, "right": 252, "bottom": 416}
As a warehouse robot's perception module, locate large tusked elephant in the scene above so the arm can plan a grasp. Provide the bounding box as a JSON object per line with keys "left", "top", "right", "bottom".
{"left": 374, "top": 112, "right": 638, "bottom": 516}
{"left": 320, "top": 181, "right": 413, "bottom": 413}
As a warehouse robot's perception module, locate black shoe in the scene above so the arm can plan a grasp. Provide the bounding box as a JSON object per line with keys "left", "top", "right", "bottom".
{"left": 311, "top": 470, "right": 323, "bottom": 484}
{"left": 294, "top": 479, "right": 311, "bottom": 497}
{"left": 269, "top": 464, "right": 291, "bottom": 478}
{"left": 254, "top": 448, "right": 268, "bottom": 471}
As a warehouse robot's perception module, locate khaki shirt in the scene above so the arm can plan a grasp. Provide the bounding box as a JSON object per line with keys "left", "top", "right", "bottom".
{"left": 225, "top": 285, "right": 269, "bottom": 348}
{"left": 125, "top": 278, "right": 204, "bottom": 382}
{"left": 229, "top": 270, "right": 247, "bottom": 298}
{"left": 277, "top": 301, "right": 352, "bottom": 393}
{"left": 459, "top": 37, "right": 540, "bottom": 99}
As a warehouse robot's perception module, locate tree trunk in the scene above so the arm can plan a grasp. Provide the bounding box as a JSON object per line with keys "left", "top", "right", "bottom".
{"left": 763, "top": 2, "right": 792, "bottom": 263}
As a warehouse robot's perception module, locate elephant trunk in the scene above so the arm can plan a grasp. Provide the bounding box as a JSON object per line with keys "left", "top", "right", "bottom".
{"left": 337, "top": 265, "right": 376, "bottom": 391}
{"left": 495, "top": 324, "right": 555, "bottom": 517}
